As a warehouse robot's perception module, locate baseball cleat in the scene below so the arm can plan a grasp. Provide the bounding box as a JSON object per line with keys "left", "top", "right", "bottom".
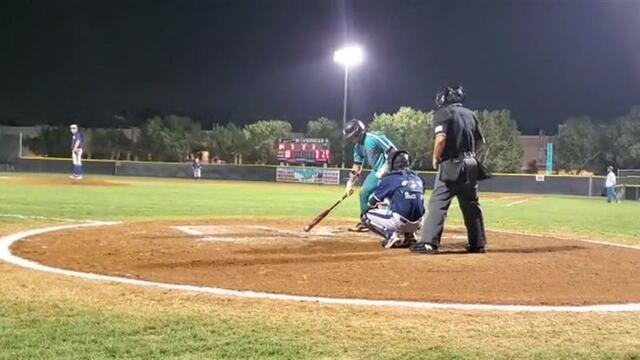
{"left": 465, "top": 244, "right": 485, "bottom": 253}
{"left": 383, "top": 232, "right": 417, "bottom": 249}
{"left": 409, "top": 242, "right": 438, "bottom": 254}
{"left": 381, "top": 232, "right": 403, "bottom": 249}
{"left": 402, "top": 232, "right": 418, "bottom": 248}
{"left": 348, "top": 222, "right": 370, "bottom": 232}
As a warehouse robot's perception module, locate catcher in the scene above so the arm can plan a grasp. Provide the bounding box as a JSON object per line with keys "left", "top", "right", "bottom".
{"left": 361, "top": 150, "right": 425, "bottom": 248}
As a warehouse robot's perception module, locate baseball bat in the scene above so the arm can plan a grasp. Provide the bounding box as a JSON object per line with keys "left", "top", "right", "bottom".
{"left": 303, "top": 191, "right": 352, "bottom": 232}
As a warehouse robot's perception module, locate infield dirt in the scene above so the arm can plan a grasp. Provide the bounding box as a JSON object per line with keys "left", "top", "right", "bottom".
{"left": 11, "top": 219, "right": 640, "bottom": 306}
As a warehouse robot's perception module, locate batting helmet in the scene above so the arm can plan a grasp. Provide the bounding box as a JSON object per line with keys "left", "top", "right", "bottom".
{"left": 435, "top": 85, "right": 466, "bottom": 108}
{"left": 388, "top": 150, "right": 411, "bottom": 172}
{"left": 343, "top": 119, "right": 366, "bottom": 141}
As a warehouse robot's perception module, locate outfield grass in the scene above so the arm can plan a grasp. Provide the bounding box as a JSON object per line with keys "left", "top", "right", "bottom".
{"left": 1, "top": 173, "right": 639, "bottom": 244}
{"left": 1, "top": 173, "right": 640, "bottom": 359}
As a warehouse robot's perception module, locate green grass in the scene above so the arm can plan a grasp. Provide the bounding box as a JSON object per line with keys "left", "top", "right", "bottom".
{"left": 1, "top": 172, "right": 638, "bottom": 244}
{"left": 0, "top": 303, "right": 322, "bottom": 360}
{"left": 1, "top": 173, "right": 640, "bottom": 359}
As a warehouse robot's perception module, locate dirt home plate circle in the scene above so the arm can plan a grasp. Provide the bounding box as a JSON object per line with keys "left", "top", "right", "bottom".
{"left": 4, "top": 219, "right": 640, "bottom": 311}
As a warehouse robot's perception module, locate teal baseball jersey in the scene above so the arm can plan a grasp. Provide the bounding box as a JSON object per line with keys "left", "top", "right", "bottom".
{"left": 353, "top": 132, "right": 396, "bottom": 176}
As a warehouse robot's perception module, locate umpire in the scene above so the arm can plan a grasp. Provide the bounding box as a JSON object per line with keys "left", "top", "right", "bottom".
{"left": 410, "top": 85, "right": 487, "bottom": 254}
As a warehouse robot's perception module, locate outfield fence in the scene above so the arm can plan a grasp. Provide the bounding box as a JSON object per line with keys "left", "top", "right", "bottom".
{"left": 0, "top": 134, "right": 20, "bottom": 167}
{"left": 6, "top": 157, "right": 612, "bottom": 197}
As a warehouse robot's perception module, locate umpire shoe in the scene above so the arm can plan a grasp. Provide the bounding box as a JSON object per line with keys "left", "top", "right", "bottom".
{"left": 409, "top": 242, "right": 438, "bottom": 254}
{"left": 465, "top": 244, "right": 486, "bottom": 253}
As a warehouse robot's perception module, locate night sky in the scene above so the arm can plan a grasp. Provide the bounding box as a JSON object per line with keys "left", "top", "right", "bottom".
{"left": 2, "top": 0, "right": 640, "bottom": 134}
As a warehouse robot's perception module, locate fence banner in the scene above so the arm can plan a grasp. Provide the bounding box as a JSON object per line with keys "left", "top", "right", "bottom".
{"left": 276, "top": 167, "right": 340, "bottom": 185}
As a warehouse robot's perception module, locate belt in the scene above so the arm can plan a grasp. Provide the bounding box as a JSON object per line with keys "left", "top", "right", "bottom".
{"left": 442, "top": 152, "right": 475, "bottom": 161}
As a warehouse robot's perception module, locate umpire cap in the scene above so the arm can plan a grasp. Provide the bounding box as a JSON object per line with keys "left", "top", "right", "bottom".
{"left": 435, "top": 85, "right": 466, "bottom": 107}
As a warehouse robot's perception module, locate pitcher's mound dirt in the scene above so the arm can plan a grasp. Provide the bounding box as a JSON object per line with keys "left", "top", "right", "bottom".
{"left": 12, "top": 219, "right": 640, "bottom": 306}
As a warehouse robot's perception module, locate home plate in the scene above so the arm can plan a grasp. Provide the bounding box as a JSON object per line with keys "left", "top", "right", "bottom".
{"left": 171, "top": 224, "right": 338, "bottom": 243}
{"left": 306, "top": 226, "right": 339, "bottom": 236}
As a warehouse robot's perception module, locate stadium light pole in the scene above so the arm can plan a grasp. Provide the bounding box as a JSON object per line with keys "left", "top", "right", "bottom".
{"left": 333, "top": 45, "right": 363, "bottom": 168}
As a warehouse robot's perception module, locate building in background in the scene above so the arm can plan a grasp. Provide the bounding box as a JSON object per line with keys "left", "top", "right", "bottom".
{"left": 519, "top": 131, "right": 555, "bottom": 173}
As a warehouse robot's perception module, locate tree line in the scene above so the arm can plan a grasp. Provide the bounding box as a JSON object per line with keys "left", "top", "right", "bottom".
{"left": 555, "top": 106, "right": 640, "bottom": 174}
{"left": 23, "top": 107, "right": 524, "bottom": 172}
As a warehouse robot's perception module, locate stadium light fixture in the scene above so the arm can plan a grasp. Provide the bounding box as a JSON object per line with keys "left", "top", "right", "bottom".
{"left": 333, "top": 45, "right": 364, "bottom": 67}
{"left": 334, "top": 45, "right": 364, "bottom": 168}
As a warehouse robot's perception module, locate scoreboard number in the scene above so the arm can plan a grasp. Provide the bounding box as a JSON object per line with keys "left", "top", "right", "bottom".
{"left": 277, "top": 138, "right": 331, "bottom": 165}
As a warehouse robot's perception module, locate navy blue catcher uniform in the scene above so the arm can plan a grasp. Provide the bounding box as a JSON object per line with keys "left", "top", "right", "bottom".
{"left": 362, "top": 151, "right": 425, "bottom": 249}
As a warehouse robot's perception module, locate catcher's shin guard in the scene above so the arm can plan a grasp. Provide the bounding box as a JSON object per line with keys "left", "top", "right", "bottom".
{"left": 361, "top": 213, "right": 389, "bottom": 238}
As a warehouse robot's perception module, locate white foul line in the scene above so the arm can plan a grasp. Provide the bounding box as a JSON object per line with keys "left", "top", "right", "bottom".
{"left": 1, "top": 222, "right": 640, "bottom": 313}
{"left": 484, "top": 227, "right": 640, "bottom": 251}
{"left": 505, "top": 199, "right": 529, "bottom": 207}
{"left": 0, "top": 213, "right": 96, "bottom": 223}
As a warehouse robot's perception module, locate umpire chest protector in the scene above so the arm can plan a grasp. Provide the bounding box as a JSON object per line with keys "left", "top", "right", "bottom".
{"left": 434, "top": 104, "right": 487, "bottom": 183}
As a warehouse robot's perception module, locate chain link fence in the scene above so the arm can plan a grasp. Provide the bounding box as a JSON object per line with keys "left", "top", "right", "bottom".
{"left": 0, "top": 133, "right": 20, "bottom": 169}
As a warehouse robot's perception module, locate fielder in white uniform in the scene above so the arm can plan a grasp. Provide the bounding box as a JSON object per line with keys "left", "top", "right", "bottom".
{"left": 192, "top": 158, "right": 202, "bottom": 181}
{"left": 605, "top": 165, "right": 619, "bottom": 203}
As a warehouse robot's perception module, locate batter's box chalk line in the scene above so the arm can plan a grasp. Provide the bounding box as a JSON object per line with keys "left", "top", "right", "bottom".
{"left": 171, "top": 224, "right": 338, "bottom": 242}
{"left": 1, "top": 221, "right": 640, "bottom": 313}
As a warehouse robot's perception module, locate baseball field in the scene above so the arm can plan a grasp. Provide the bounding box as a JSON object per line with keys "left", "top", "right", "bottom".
{"left": 1, "top": 173, "right": 639, "bottom": 359}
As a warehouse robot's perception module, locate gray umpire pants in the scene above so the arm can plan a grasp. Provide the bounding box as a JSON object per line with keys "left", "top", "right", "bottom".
{"left": 420, "top": 157, "right": 486, "bottom": 249}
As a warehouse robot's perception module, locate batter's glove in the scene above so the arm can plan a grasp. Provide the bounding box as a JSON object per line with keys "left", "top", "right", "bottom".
{"left": 345, "top": 171, "right": 358, "bottom": 195}
{"left": 345, "top": 178, "right": 355, "bottom": 195}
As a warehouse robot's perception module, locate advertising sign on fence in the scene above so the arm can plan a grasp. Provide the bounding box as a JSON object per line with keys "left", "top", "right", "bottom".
{"left": 276, "top": 167, "right": 340, "bottom": 185}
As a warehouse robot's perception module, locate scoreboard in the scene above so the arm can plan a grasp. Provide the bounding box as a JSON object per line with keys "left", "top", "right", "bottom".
{"left": 276, "top": 138, "right": 331, "bottom": 164}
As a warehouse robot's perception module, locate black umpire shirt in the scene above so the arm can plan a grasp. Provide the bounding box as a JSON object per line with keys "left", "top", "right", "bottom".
{"left": 433, "top": 104, "right": 484, "bottom": 161}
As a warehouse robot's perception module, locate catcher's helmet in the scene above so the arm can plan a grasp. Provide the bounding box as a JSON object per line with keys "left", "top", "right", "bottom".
{"left": 343, "top": 119, "right": 366, "bottom": 141}
{"left": 435, "top": 85, "right": 466, "bottom": 107}
{"left": 388, "top": 150, "right": 411, "bottom": 172}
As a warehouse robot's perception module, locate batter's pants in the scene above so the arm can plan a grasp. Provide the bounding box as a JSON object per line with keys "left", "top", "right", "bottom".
{"left": 359, "top": 171, "right": 379, "bottom": 214}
